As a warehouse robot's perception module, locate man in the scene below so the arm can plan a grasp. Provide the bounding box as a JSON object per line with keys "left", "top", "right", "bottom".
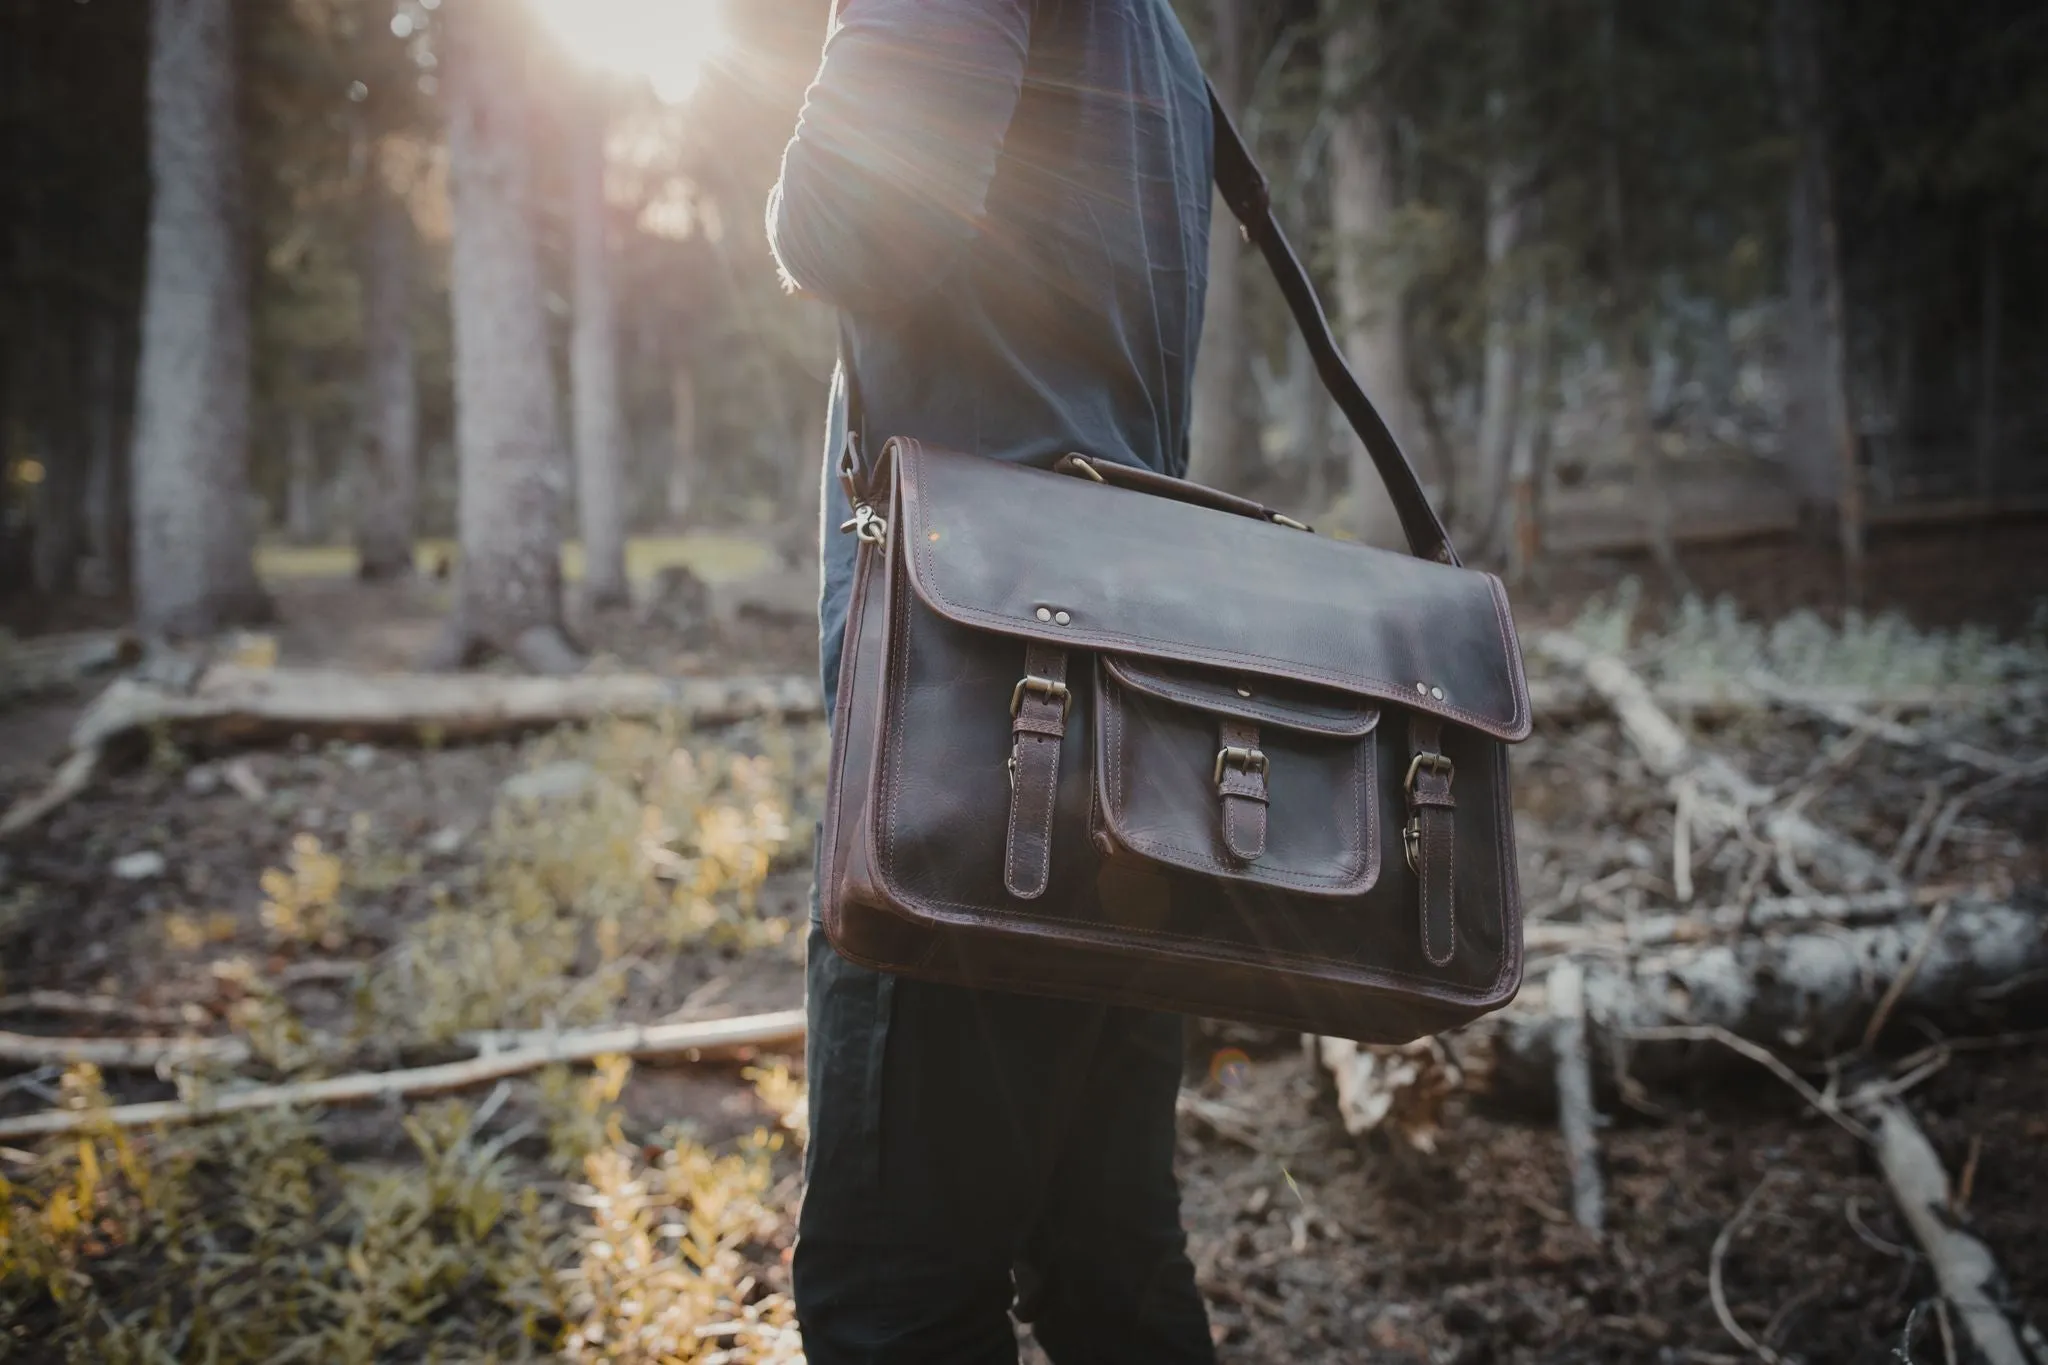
{"left": 767, "top": 2, "right": 1219, "bottom": 1359}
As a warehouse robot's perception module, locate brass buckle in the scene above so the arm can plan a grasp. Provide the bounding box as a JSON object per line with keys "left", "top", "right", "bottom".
{"left": 837, "top": 503, "right": 888, "bottom": 544}
{"left": 1404, "top": 818, "right": 1421, "bottom": 873}
{"left": 1213, "top": 745, "right": 1269, "bottom": 788}
{"left": 1010, "top": 675, "right": 1072, "bottom": 719}
{"left": 1403, "top": 752, "right": 1454, "bottom": 798}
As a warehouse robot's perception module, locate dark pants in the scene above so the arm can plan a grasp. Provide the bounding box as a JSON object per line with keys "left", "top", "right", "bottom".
{"left": 794, "top": 922, "right": 1217, "bottom": 1364}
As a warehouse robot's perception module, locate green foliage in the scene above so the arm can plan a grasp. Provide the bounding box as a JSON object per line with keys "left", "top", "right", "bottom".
{"left": 0, "top": 1062, "right": 802, "bottom": 1363}
{"left": 1571, "top": 577, "right": 2048, "bottom": 692}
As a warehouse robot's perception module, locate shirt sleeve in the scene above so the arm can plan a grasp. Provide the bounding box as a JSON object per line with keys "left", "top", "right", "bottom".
{"left": 766, "top": 0, "right": 1032, "bottom": 316}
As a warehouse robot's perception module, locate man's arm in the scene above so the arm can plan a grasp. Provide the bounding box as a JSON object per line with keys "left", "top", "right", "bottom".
{"left": 766, "top": 0, "right": 1032, "bottom": 315}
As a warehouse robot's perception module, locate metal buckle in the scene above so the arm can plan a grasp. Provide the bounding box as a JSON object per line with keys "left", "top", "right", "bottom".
{"left": 1269, "top": 513, "right": 1314, "bottom": 533}
{"left": 1404, "top": 818, "right": 1421, "bottom": 872}
{"left": 1403, "top": 751, "right": 1454, "bottom": 798}
{"left": 1213, "top": 745, "right": 1269, "bottom": 787}
{"left": 838, "top": 503, "right": 888, "bottom": 544}
{"left": 1010, "top": 675, "right": 1072, "bottom": 719}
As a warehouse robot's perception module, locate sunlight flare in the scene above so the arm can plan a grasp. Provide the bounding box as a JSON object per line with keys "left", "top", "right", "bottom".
{"left": 528, "top": 0, "right": 729, "bottom": 104}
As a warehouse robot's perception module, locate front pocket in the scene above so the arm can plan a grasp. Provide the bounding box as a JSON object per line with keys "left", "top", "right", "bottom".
{"left": 1094, "top": 657, "right": 1381, "bottom": 898}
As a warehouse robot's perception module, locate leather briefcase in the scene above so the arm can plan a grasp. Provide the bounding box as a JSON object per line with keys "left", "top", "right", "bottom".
{"left": 817, "top": 86, "right": 1530, "bottom": 1043}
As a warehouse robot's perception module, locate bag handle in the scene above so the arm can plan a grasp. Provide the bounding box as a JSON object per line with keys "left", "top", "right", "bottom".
{"left": 1205, "top": 82, "right": 1457, "bottom": 566}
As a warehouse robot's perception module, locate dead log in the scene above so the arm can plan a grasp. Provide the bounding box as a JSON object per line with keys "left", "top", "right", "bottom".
{"left": 1742, "top": 670, "right": 2028, "bottom": 779}
{"left": 0, "top": 1030, "right": 247, "bottom": 1071}
{"left": 1852, "top": 1087, "right": 2045, "bottom": 1365}
{"left": 1532, "top": 631, "right": 1895, "bottom": 890}
{"left": 1522, "top": 884, "right": 1964, "bottom": 954}
{"left": 0, "top": 629, "right": 142, "bottom": 704}
{"left": 0, "top": 665, "right": 822, "bottom": 838}
{"left": 1524, "top": 675, "right": 2044, "bottom": 726}
{"left": 1493, "top": 898, "right": 2048, "bottom": 1090}
{"left": 0, "top": 1007, "right": 807, "bottom": 1142}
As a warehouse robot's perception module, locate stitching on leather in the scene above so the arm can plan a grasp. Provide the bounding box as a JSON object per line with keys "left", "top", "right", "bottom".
{"left": 901, "top": 442, "right": 1530, "bottom": 739}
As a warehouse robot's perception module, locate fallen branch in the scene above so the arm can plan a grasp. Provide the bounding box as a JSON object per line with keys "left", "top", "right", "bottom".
{"left": 1549, "top": 959, "right": 1605, "bottom": 1234}
{"left": 0, "top": 1030, "right": 251, "bottom": 1072}
{"left": 0, "top": 1008, "right": 807, "bottom": 1142}
{"left": 1525, "top": 675, "right": 2045, "bottom": 726}
{"left": 1744, "top": 671, "right": 2026, "bottom": 779}
{"left": 0, "top": 629, "right": 141, "bottom": 704}
{"left": 1852, "top": 1087, "right": 2044, "bottom": 1365}
{"left": 1522, "top": 884, "right": 1964, "bottom": 954}
{"left": 1710, "top": 1171, "right": 1794, "bottom": 1365}
{"left": 1, "top": 665, "right": 822, "bottom": 838}
{"left": 0, "top": 991, "right": 192, "bottom": 1029}
{"left": 1533, "top": 633, "right": 1895, "bottom": 891}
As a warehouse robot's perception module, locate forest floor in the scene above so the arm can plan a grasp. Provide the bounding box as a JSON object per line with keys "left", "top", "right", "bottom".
{"left": 1, "top": 516, "right": 2044, "bottom": 1363}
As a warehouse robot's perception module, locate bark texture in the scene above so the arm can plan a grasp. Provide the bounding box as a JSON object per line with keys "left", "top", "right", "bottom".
{"left": 441, "top": 0, "right": 574, "bottom": 667}
{"left": 569, "top": 85, "right": 629, "bottom": 608}
{"left": 130, "top": 0, "right": 266, "bottom": 637}
{"left": 668, "top": 363, "right": 696, "bottom": 524}
{"left": 1324, "top": 14, "right": 1414, "bottom": 548}
{"left": 355, "top": 168, "right": 418, "bottom": 581}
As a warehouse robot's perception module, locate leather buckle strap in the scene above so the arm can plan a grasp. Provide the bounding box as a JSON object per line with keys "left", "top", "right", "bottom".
{"left": 1404, "top": 715, "right": 1457, "bottom": 966}
{"left": 1217, "top": 719, "right": 1268, "bottom": 863}
{"left": 1004, "top": 643, "right": 1069, "bottom": 900}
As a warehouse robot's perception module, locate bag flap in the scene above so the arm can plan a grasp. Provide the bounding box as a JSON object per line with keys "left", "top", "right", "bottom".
{"left": 892, "top": 439, "right": 1532, "bottom": 741}
{"left": 1101, "top": 656, "right": 1380, "bottom": 737}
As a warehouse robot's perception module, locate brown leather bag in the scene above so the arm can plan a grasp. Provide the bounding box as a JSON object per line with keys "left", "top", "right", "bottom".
{"left": 818, "top": 86, "right": 1530, "bottom": 1043}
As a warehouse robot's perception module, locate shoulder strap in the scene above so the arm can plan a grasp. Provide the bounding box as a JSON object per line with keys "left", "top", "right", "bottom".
{"left": 1207, "top": 81, "right": 1458, "bottom": 566}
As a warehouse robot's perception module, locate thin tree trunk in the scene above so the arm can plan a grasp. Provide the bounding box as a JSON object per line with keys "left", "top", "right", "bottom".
{"left": 1973, "top": 212, "right": 2001, "bottom": 500}
{"left": 1187, "top": 0, "right": 1252, "bottom": 492}
{"left": 285, "top": 407, "right": 319, "bottom": 544}
{"left": 1597, "top": 0, "right": 1683, "bottom": 588}
{"left": 30, "top": 316, "right": 83, "bottom": 597}
{"left": 569, "top": 83, "right": 629, "bottom": 610}
{"left": 1473, "top": 102, "right": 1525, "bottom": 556}
{"left": 435, "top": 0, "right": 578, "bottom": 673}
{"left": 355, "top": 167, "right": 418, "bottom": 581}
{"left": 1504, "top": 275, "right": 1551, "bottom": 585}
{"left": 1324, "top": 9, "right": 1413, "bottom": 548}
{"left": 1773, "top": 0, "right": 1862, "bottom": 598}
{"left": 668, "top": 363, "right": 696, "bottom": 525}
{"left": 130, "top": 0, "right": 266, "bottom": 638}
{"left": 83, "top": 315, "right": 128, "bottom": 596}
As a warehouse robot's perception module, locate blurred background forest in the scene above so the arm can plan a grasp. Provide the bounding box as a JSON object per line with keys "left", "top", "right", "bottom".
{"left": 2, "top": 0, "right": 2043, "bottom": 641}
{"left": 2, "top": 2, "right": 2047, "bottom": 1362}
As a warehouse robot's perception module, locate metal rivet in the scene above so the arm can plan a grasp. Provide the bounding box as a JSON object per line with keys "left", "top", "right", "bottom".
{"left": 1415, "top": 681, "right": 1429, "bottom": 694}
{"left": 1236, "top": 685, "right": 1252, "bottom": 698}
{"left": 1035, "top": 607, "right": 1052, "bottom": 622}
{"left": 1431, "top": 686, "right": 1445, "bottom": 701}
{"left": 1054, "top": 611, "right": 1071, "bottom": 626}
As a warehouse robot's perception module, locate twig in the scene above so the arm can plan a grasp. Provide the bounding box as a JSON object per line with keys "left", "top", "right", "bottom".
{"left": 1891, "top": 779, "right": 1950, "bottom": 878}
{"left": 1844, "top": 1196, "right": 1912, "bottom": 1260}
{"left": 1710, "top": 1171, "right": 1790, "bottom": 1364}
{"left": 1912, "top": 755, "right": 2048, "bottom": 885}
{"left": 0, "top": 1008, "right": 807, "bottom": 1142}
{"left": 1673, "top": 778, "right": 1696, "bottom": 904}
{"left": 1745, "top": 670, "right": 2021, "bottom": 779}
{"left": 1626, "top": 1025, "right": 1871, "bottom": 1144}
{"left": 1952, "top": 1135, "right": 1982, "bottom": 1219}
{"left": 0, "top": 1029, "right": 251, "bottom": 1072}
{"left": 0, "top": 991, "right": 190, "bottom": 1028}
{"left": 1862, "top": 901, "right": 1954, "bottom": 1050}
{"left": 1853, "top": 1086, "right": 2036, "bottom": 1365}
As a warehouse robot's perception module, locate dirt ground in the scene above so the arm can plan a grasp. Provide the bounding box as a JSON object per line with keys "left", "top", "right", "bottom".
{"left": 2, "top": 518, "right": 2044, "bottom": 1362}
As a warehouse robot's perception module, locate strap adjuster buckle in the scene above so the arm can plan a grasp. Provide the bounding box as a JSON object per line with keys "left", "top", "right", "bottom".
{"left": 1213, "top": 745, "right": 1269, "bottom": 788}
{"left": 1010, "top": 675, "right": 1072, "bottom": 720}
{"left": 1403, "top": 752, "right": 1454, "bottom": 799}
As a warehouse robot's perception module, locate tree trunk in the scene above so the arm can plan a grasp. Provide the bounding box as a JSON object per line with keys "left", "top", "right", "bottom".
{"left": 1597, "top": 0, "right": 1684, "bottom": 588}
{"left": 130, "top": 0, "right": 266, "bottom": 638}
{"left": 1973, "top": 211, "right": 2001, "bottom": 500}
{"left": 668, "top": 362, "right": 697, "bottom": 525}
{"left": 1504, "top": 275, "right": 1551, "bottom": 584}
{"left": 437, "top": 0, "right": 577, "bottom": 672}
{"left": 1773, "top": 0, "right": 1862, "bottom": 596}
{"left": 569, "top": 84, "right": 629, "bottom": 610}
{"left": 30, "top": 321, "right": 83, "bottom": 597}
{"left": 1324, "top": 12, "right": 1413, "bottom": 548}
{"left": 1187, "top": 0, "right": 1252, "bottom": 493}
{"left": 285, "top": 407, "right": 319, "bottom": 544}
{"left": 1473, "top": 106, "right": 1525, "bottom": 556}
{"left": 82, "top": 315, "right": 129, "bottom": 597}
{"left": 355, "top": 168, "right": 418, "bottom": 581}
